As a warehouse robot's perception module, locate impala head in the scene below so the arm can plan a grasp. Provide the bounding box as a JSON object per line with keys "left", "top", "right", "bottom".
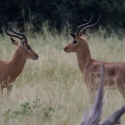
{"left": 63, "top": 14, "right": 100, "bottom": 53}
{"left": 4, "top": 23, "right": 39, "bottom": 60}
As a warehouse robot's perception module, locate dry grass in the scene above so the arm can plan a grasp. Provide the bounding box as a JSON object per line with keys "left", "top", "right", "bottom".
{"left": 0, "top": 28, "right": 125, "bottom": 125}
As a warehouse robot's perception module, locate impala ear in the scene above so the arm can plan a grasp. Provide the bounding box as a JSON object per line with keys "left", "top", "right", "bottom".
{"left": 70, "top": 33, "right": 77, "bottom": 38}
{"left": 10, "top": 38, "right": 19, "bottom": 46}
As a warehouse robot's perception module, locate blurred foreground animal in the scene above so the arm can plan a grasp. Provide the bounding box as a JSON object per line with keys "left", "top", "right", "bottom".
{"left": 63, "top": 14, "right": 125, "bottom": 98}
{"left": 0, "top": 23, "right": 39, "bottom": 96}
{"left": 81, "top": 65, "right": 125, "bottom": 125}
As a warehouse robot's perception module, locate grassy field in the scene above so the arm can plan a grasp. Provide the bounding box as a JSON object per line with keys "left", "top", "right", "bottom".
{"left": 0, "top": 27, "right": 125, "bottom": 125}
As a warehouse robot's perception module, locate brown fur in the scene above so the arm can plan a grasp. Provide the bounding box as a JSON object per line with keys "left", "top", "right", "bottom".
{"left": 0, "top": 38, "right": 38, "bottom": 96}
{"left": 64, "top": 34, "right": 125, "bottom": 98}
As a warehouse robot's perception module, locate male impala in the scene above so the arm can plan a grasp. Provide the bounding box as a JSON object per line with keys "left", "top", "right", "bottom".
{"left": 0, "top": 23, "right": 38, "bottom": 96}
{"left": 63, "top": 15, "right": 125, "bottom": 98}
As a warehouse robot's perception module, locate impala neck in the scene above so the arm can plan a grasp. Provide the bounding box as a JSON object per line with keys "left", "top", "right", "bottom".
{"left": 9, "top": 48, "right": 27, "bottom": 78}
{"left": 76, "top": 43, "right": 92, "bottom": 73}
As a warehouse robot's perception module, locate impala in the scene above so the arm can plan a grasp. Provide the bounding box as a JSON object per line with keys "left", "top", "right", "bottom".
{"left": 81, "top": 65, "right": 125, "bottom": 125}
{"left": 0, "top": 23, "right": 39, "bottom": 96}
{"left": 63, "top": 14, "right": 125, "bottom": 98}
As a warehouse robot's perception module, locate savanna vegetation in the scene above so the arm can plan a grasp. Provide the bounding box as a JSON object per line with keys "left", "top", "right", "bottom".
{"left": 0, "top": 25, "right": 124, "bottom": 125}
{"left": 0, "top": 0, "right": 125, "bottom": 124}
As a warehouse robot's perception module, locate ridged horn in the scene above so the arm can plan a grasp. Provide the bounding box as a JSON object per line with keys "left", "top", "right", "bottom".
{"left": 8, "top": 23, "right": 28, "bottom": 44}
{"left": 77, "top": 14, "right": 95, "bottom": 35}
{"left": 4, "top": 25, "right": 22, "bottom": 40}
{"left": 79, "top": 14, "right": 101, "bottom": 36}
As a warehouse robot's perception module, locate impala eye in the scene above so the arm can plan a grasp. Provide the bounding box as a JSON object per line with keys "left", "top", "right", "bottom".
{"left": 73, "top": 40, "right": 77, "bottom": 44}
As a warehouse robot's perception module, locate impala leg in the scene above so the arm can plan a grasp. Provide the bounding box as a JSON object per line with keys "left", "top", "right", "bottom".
{"left": 84, "top": 83, "right": 93, "bottom": 102}
{"left": 117, "top": 82, "right": 125, "bottom": 98}
{"left": 87, "top": 84, "right": 98, "bottom": 103}
{"left": 7, "top": 85, "right": 12, "bottom": 97}
{"left": 89, "top": 89, "right": 96, "bottom": 103}
{"left": 0, "top": 83, "right": 3, "bottom": 94}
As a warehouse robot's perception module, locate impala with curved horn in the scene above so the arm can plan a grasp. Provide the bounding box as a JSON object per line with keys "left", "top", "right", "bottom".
{"left": 63, "top": 14, "right": 125, "bottom": 98}
{"left": 81, "top": 65, "right": 125, "bottom": 125}
{"left": 0, "top": 23, "right": 39, "bottom": 96}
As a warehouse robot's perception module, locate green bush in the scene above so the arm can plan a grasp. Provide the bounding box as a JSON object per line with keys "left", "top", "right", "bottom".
{"left": 3, "top": 98, "right": 55, "bottom": 123}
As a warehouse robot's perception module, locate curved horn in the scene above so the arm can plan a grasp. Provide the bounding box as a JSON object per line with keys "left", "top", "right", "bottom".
{"left": 77, "top": 14, "right": 95, "bottom": 35}
{"left": 4, "top": 26, "right": 22, "bottom": 40}
{"left": 79, "top": 14, "right": 101, "bottom": 36}
{"left": 8, "top": 23, "right": 28, "bottom": 44}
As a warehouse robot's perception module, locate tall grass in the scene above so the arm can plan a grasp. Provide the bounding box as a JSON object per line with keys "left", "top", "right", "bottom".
{"left": 0, "top": 26, "right": 125, "bottom": 125}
